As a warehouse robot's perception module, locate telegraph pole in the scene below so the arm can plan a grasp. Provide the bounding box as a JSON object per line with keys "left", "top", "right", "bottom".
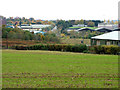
{"left": 6, "top": 32, "right": 8, "bottom": 49}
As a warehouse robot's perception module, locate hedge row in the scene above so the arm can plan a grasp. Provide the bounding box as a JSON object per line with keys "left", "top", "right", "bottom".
{"left": 12, "top": 44, "right": 120, "bottom": 54}
{"left": 89, "top": 45, "right": 120, "bottom": 55}
{"left": 14, "top": 44, "right": 88, "bottom": 53}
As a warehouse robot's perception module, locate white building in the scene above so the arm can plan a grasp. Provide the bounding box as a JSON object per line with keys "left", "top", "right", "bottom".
{"left": 91, "top": 31, "right": 120, "bottom": 46}
{"left": 73, "top": 24, "right": 87, "bottom": 27}
{"left": 22, "top": 28, "right": 42, "bottom": 32}
{"left": 98, "top": 23, "right": 118, "bottom": 30}
{"left": 31, "top": 24, "right": 51, "bottom": 29}
{"left": 18, "top": 24, "right": 51, "bottom": 32}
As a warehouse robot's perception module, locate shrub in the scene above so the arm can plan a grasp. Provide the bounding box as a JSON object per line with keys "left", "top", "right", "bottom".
{"left": 93, "top": 45, "right": 104, "bottom": 54}
{"left": 66, "top": 45, "right": 72, "bottom": 52}
{"left": 14, "top": 44, "right": 88, "bottom": 53}
{"left": 71, "top": 44, "right": 87, "bottom": 52}
{"left": 102, "top": 45, "right": 119, "bottom": 54}
{"left": 15, "top": 45, "right": 27, "bottom": 50}
{"left": 90, "top": 45, "right": 120, "bottom": 55}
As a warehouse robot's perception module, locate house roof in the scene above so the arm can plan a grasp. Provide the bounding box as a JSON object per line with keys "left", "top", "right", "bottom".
{"left": 31, "top": 31, "right": 46, "bottom": 35}
{"left": 20, "top": 26, "right": 32, "bottom": 29}
{"left": 18, "top": 24, "right": 51, "bottom": 29}
{"left": 95, "top": 27, "right": 112, "bottom": 31}
{"left": 31, "top": 24, "right": 51, "bottom": 28}
{"left": 91, "top": 31, "right": 120, "bottom": 40}
{"left": 113, "top": 29, "right": 120, "bottom": 31}
{"left": 96, "top": 28, "right": 112, "bottom": 32}
{"left": 78, "top": 28, "right": 94, "bottom": 31}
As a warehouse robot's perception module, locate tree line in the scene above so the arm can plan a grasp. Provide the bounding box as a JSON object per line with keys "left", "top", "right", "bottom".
{"left": 2, "top": 25, "right": 60, "bottom": 43}
{"left": 6, "top": 17, "right": 55, "bottom": 26}
{"left": 56, "top": 19, "right": 103, "bottom": 33}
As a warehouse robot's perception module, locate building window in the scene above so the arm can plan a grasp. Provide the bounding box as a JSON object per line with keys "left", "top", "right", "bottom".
{"left": 107, "top": 41, "right": 110, "bottom": 45}
{"left": 111, "top": 41, "right": 113, "bottom": 45}
{"left": 92, "top": 40, "right": 94, "bottom": 45}
{"left": 117, "top": 41, "right": 119, "bottom": 45}
{"left": 97, "top": 40, "right": 100, "bottom": 45}
{"left": 119, "top": 41, "right": 120, "bottom": 46}
{"left": 113, "top": 41, "right": 115, "bottom": 45}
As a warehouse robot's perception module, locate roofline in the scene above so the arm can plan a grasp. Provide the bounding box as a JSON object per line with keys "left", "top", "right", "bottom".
{"left": 91, "top": 38, "right": 120, "bottom": 41}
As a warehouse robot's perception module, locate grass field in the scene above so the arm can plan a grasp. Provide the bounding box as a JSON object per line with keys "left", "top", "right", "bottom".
{"left": 2, "top": 50, "right": 118, "bottom": 88}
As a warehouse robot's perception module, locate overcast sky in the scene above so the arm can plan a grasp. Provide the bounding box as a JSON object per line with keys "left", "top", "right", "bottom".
{"left": 0, "top": 0, "right": 119, "bottom": 20}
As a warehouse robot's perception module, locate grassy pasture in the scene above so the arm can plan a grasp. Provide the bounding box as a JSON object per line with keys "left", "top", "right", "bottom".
{"left": 2, "top": 50, "right": 118, "bottom": 88}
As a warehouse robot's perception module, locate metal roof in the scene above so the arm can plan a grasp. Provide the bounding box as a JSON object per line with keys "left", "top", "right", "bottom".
{"left": 95, "top": 27, "right": 112, "bottom": 31}
{"left": 31, "top": 24, "right": 51, "bottom": 28}
{"left": 18, "top": 24, "right": 51, "bottom": 29}
{"left": 91, "top": 31, "right": 120, "bottom": 40}
{"left": 113, "top": 29, "right": 120, "bottom": 31}
{"left": 30, "top": 31, "right": 46, "bottom": 35}
{"left": 78, "top": 28, "right": 94, "bottom": 31}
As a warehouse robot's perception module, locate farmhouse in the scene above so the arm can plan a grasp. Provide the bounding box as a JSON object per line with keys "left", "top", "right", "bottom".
{"left": 91, "top": 31, "right": 120, "bottom": 46}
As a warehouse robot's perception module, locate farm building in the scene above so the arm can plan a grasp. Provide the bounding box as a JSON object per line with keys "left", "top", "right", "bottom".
{"left": 91, "top": 31, "right": 120, "bottom": 46}
{"left": 30, "top": 31, "right": 46, "bottom": 35}
{"left": 113, "top": 29, "right": 120, "bottom": 31}
{"left": 73, "top": 24, "right": 87, "bottom": 27}
{"left": 95, "top": 28, "right": 112, "bottom": 32}
{"left": 67, "top": 29, "right": 79, "bottom": 32}
{"left": 78, "top": 28, "right": 94, "bottom": 32}
{"left": 18, "top": 24, "right": 51, "bottom": 31}
{"left": 31, "top": 24, "right": 51, "bottom": 29}
{"left": 98, "top": 23, "right": 118, "bottom": 30}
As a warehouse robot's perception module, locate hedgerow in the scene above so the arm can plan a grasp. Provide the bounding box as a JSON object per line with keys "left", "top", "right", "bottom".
{"left": 89, "top": 45, "right": 120, "bottom": 55}
{"left": 14, "top": 44, "right": 88, "bottom": 53}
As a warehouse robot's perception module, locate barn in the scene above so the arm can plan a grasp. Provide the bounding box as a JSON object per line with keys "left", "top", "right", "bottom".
{"left": 95, "top": 28, "right": 112, "bottom": 33}
{"left": 78, "top": 28, "right": 94, "bottom": 32}
{"left": 91, "top": 31, "right": 120, "bottom": 46}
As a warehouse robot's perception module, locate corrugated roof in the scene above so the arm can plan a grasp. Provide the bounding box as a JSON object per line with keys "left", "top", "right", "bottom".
{"left": 95, "top": 27, "right": 112, "bottom": 31}
{"left": 31, "top": 24, "right": 51, "bottom": 28}
{"left": 91, "top": 31, "right": 120, "bottom": 40}
{"left": 78, "top": 28, "right": 94, "bottom": 31}
{"left": 30, "top": 31, "right": 46, "bottom": 35}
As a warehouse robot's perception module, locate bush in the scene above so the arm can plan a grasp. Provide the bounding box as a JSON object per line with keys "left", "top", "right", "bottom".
{"left": 15, "top": 45, "right": 28, "bottom": 50}
{"left": 14, "top": 44, "right": 88, "bottom": 53}
{"left": 102, "top": 45, "right": 119, "bottom": 54}
{"left": 71, "top": 44, "right": 87, "bottom": 52}
{"left": 13, "top": 44, "right": 119, "bottom": 55}
{"left": 66, "top": 45, "right": 72, "bottom": 52}
{"left": 89, "top": 45, "right": 120, "bottom": 55}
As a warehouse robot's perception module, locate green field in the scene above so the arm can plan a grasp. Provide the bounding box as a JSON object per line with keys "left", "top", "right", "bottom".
{"left": 2, "top": 50, "right": 118, "bottom": 88}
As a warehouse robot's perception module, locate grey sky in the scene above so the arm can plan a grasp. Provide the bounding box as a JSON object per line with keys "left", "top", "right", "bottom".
{"left": 0, "top": 0, "right": 119, "bottom": 20}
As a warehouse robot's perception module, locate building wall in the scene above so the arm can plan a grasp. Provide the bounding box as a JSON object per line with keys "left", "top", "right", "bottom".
{"left": 0, "top": 16, "right": 7, "bottom": 25}
{"left": 98, "top": 24, "right": 118, "bottom": 30}
{"left": 91, "top": 39, "right": 119, "bottom": 46}
{"left": 73, "top": 24, "right": 85, "bottom": 27}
